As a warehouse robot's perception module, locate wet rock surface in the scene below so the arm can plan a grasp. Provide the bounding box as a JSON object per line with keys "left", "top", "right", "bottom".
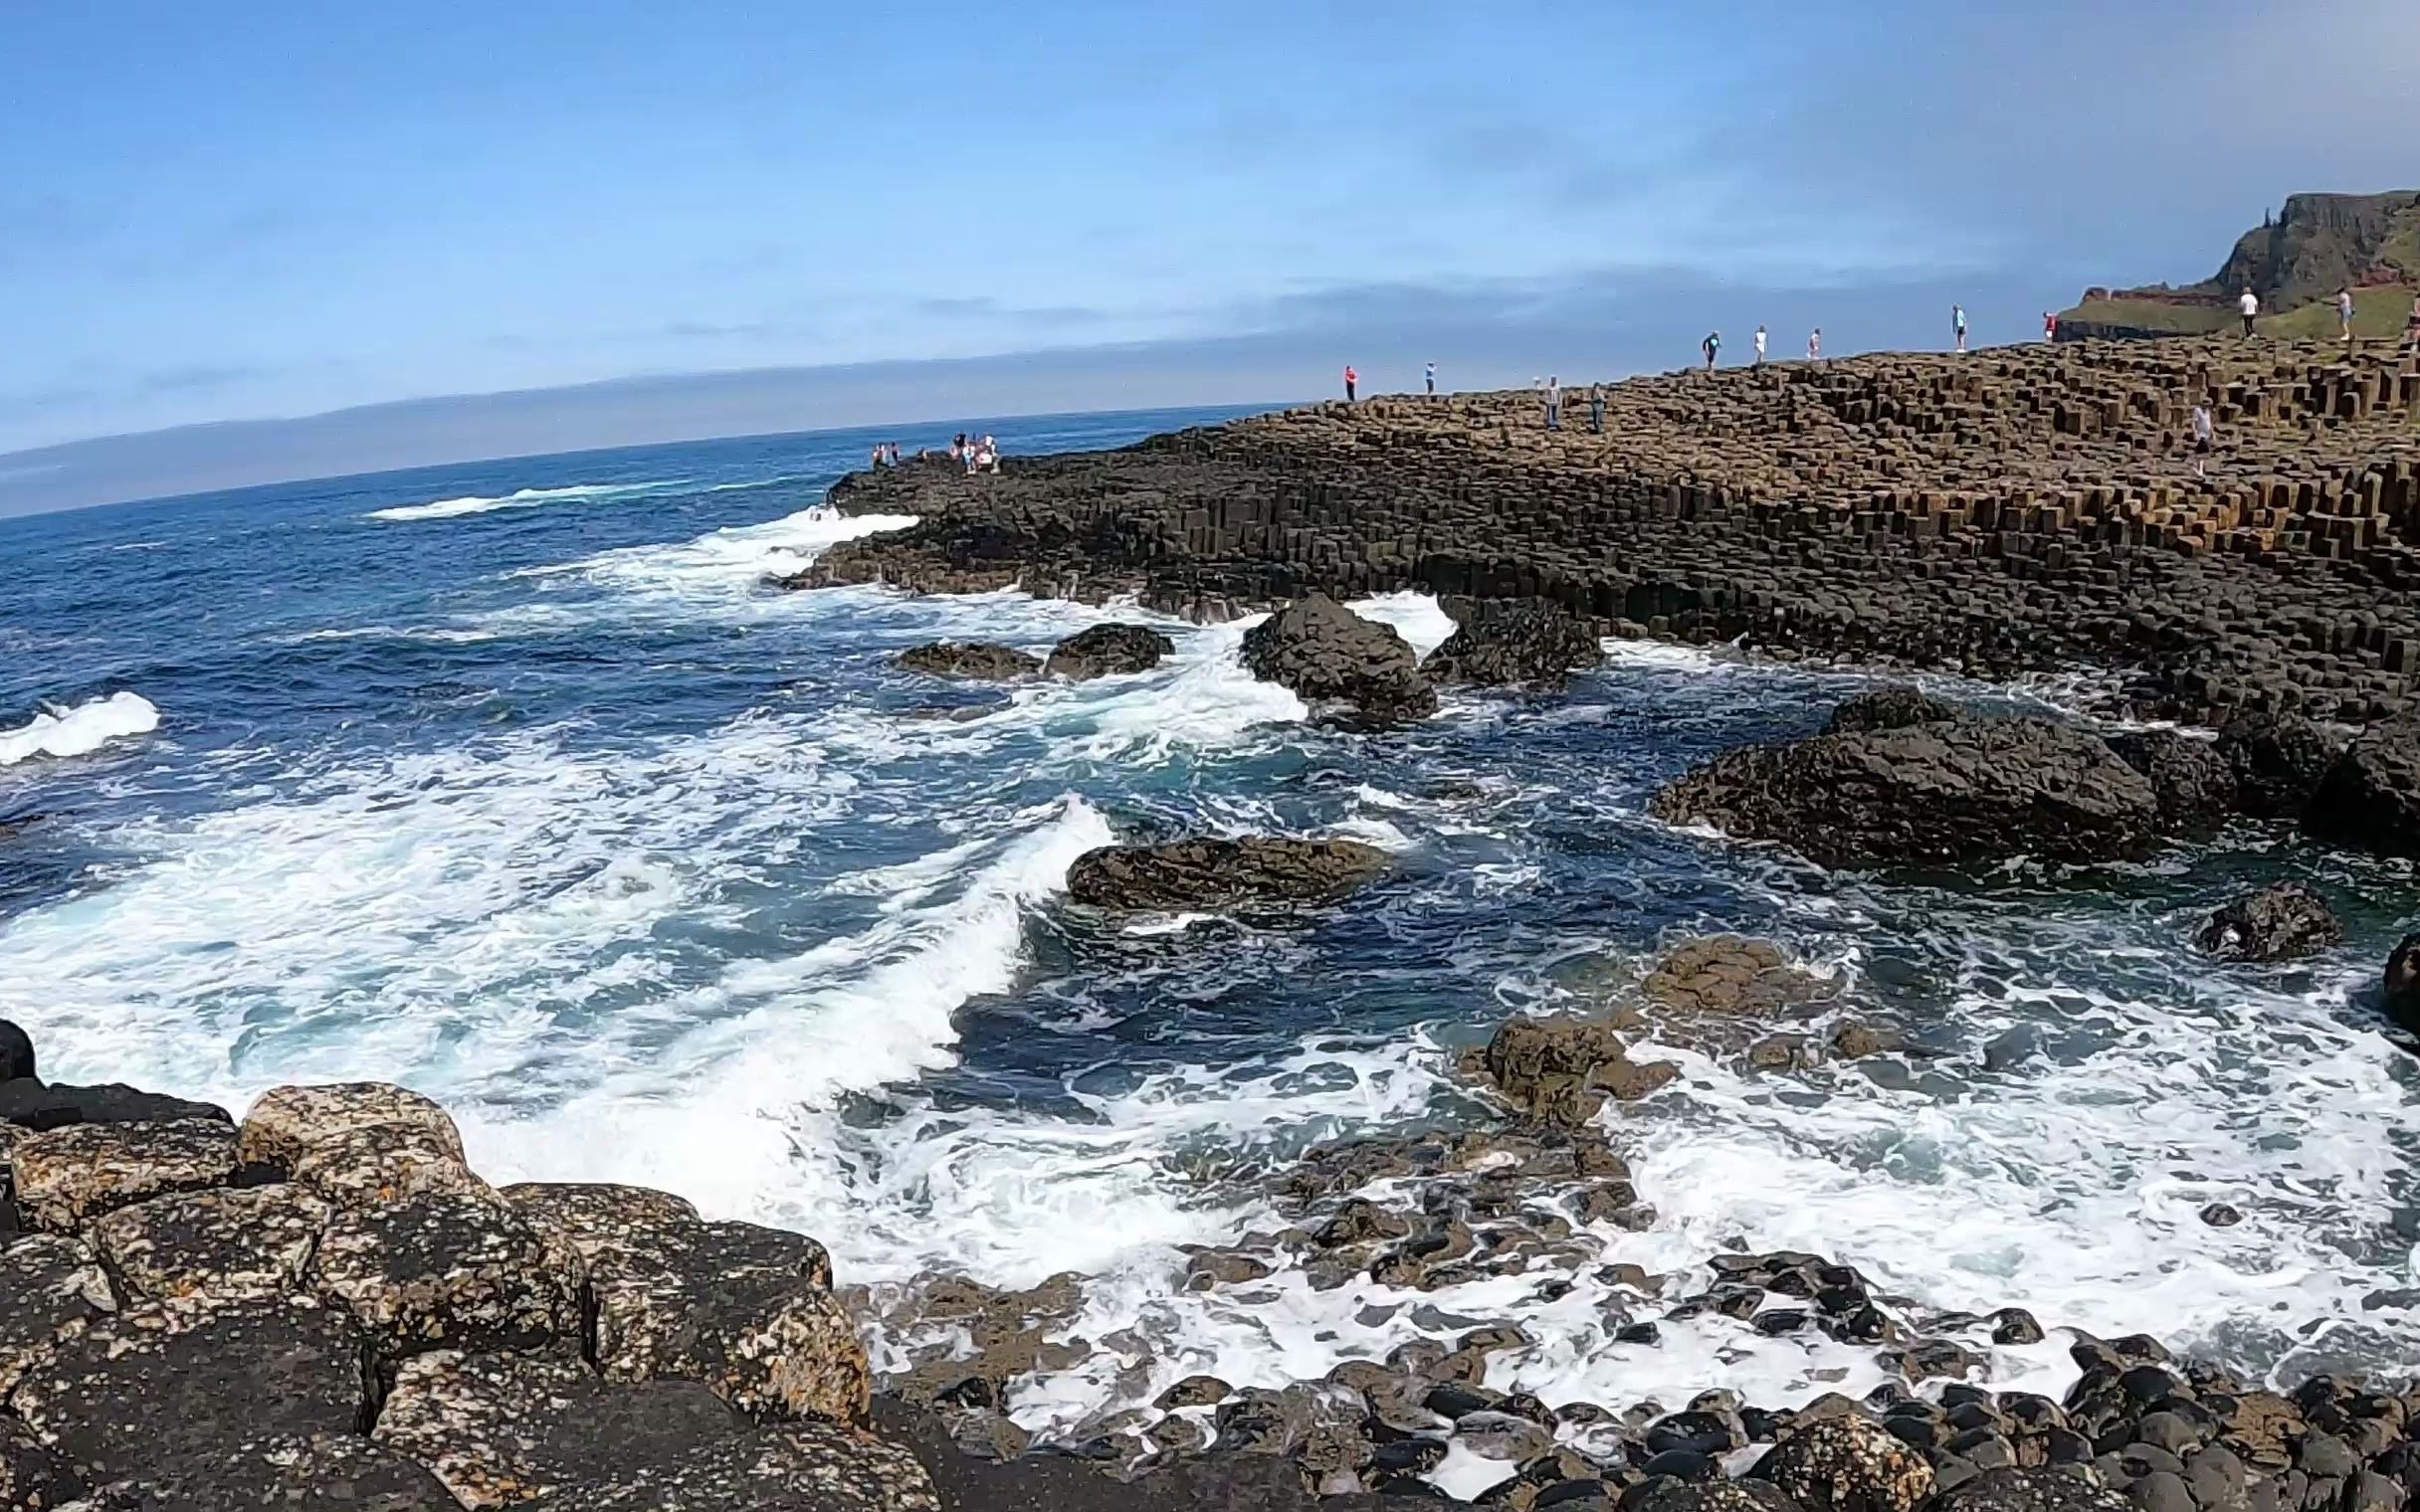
{"left": 1045, "top": 622, "right": 1176, "bottom": 679}
{"left": 1652, "top": 715, "right": 2161, "bottom": 868}
{"left": 2194, "top": 882, "right": 2344, "bottom": 962}
{"left": 1826, "top": 686, "right": 1962, "bottom": 734}
{"left": 1425, "top": 603, "right": 1607, "bottom": 689}
{"left": 2107, "top": 730, "right": 2240, "bottom": 834}
{"left": 2387, "top": 935, "right": 2420, "bottom": 1033}
{"left": 1240, "top": 593, "right": 1437, "bottom": 722}
{"left": 2215, "top": 715, "right": 2346, "bottom": 821}
{"left": 2306, "top": 715, "right": 2420, "bottom": 856}
{"left": 1480, "top": 1014, "right": 1679, "bottom": 1127}
{"left": 896, "top": 641, "right": 1044, "bottom": 679}
{"left": 1065, "top": 836, "right": 1388, "bottom": 911}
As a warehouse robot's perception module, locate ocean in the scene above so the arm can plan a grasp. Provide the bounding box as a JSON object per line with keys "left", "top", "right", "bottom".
{"left": 3, "top": 404, "right": 2416, "bottom": 1471}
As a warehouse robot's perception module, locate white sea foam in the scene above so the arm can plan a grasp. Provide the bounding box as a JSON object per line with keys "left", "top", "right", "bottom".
{"left": 0, "top": 691, "right": 159, "bottom": 766}
{"left": 506, "top": 507, "right": 918, "bottom": 612}
{"left": 365, "top": 479, "right": 687, "bottom": 523}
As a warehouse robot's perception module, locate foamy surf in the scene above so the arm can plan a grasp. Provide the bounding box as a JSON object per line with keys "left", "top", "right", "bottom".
{"left": 0, "top": 690, "right": 160, "bottom": 766}
{"left": 365, "top": 478, "right": 687, "bottom": 522}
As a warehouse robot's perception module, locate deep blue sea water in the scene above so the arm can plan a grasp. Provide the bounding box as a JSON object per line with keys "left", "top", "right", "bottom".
{"left": 5, "top": 405, "right": 2418, "bottom": 1459}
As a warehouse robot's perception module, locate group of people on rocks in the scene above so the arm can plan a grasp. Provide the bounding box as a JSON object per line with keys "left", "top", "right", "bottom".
{"left": 949, "top": 433, "right": 1000, "bottom": 473}
{"left": 866, "top": 441, "right": 904, "bottom": 468}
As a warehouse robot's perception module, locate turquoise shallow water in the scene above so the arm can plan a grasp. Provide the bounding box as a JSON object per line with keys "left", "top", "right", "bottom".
{"left": 4, "top": 406, "right": 2417, "bottom": 1439}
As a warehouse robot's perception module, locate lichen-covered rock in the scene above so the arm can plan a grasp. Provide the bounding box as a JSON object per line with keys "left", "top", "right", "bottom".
{"left": 1480, "top": 1016, "right": 1678, "bottom": 1127}
{"left": 239, "top": 1082, "right": 466, "bottom": 1170}
{"left": 1633, "top": 1480, "right": 1810, "bottom": 1512}
{"left": 1644, "top": 937, "right": 1838, "bottom": 1022}
{"left": 1754, "top": 1414, "right": 1935, "bottom": 1512}
{"left": 292, "top": 1120, "right": 494, "bottom": 1209}
{"left": 501, "top": 1181, "right": 705, "bottom": 1258}
{"left": 1424, "top": 605, "right": 1605, "bottom": 689}
{"left": 2306, "top": 716, "right": 2420, "bottom": 857}
{"left": 2194, "top": 882, "right": 2343, "bottom": 962}
{"left": 1044, "top": 623, "right": 1175, "bottom": 680}
{"left": 307, "top": 1189, "right": 583, "bottom": 1356}
{"left": 75, "top": 1433, "right": 458, "bottom": 1511}
{"left": 1240, "top": 593, "right": 1437, "bottom": 723}
{"left": 0, "top": 1234, "right": 113, "bottom": 1395}
{"left": 9, "top": 1118, "right": 239, "bottom": 1230}
{"left": 2107, "top": 729, "right": 2239, "bottom": 834}
{"left": 5, "top": 1295, "right": 370, "bottom": 1488}
{"left": 87, "top": 1183, "right": 330, "bottom": 1304}
{"left": 375, "top": 1350, "right": 935, "bottom": 1511}
{"left": 1921, "top": 1467, "right": 2131, "bottom": 1512}
{"left": 1065, "top": 837, "right": 1387, "bottom": 911}
{"left": 1653, "top": 716, "right": 2159, "bottom": 868}
{"left": 2215, "top": 714, "right": 2346, "bottom": 821}
{"left": 1826, "top": 686, "right": 1960, "bottom": 734}
{"left": 894, "top": 642, "right": 1042, "bottom": 679}
{"left": 0, "top": 1417, "right": 84, "bottom": 1510}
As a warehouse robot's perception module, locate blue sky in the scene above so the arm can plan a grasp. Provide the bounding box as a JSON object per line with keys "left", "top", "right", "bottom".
{"left": 2, "top": 0, "right": 2413, "bottom": 478}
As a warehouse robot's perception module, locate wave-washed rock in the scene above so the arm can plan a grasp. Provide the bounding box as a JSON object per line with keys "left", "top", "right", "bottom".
{"left": 1065, "top": 837, "right": 1388, "bottom": 911}
{"left": 1424, "top": 603, "right": 1605, "bottom": 689}
{"left": 1240, "top": 594, "right": 1437, "bottom": 723}
{"left": 2306, "top": 715, "right": 2420, "bottom": 858}
{"left": 2195, "top": 882, "right": 2344, "bottom": 962}
{"left": 895, "top": 641, "right": 1043, "bottom": 679}
{"left": 1044, "top": 622, "right": 1175, "bottom": 680}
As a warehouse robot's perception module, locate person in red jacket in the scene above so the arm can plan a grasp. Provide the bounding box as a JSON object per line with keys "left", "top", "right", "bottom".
{"left": 1343, "top": 365, "right": 1358, "bottom": 402}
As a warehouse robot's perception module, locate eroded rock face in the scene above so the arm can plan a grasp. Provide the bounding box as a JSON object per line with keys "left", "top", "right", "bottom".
{"left": 0, "top": 1418, "right": 84, "bottom": 1510}
{"left": 76, "top": 1433, "right": 459, "bottom": 1511}
{"left": 502, "top": 1181, "right": 704, "bottom": 1257}
{"left": 2195, "top": 882, "right": 2343, "bottom": 962}
{"left": 1652, "top": 716, "right": 2160, "bottom": 868}
{"left": 1424, "top": 605, "right": 1605, "bottom": 689}
{"left": 291, "top": 1120, "right": 494, "bottom": 1209}
{"left": 2216, "top": 714, "right": 2346, "bottom": 821}
{"left": 2307, "top": 716, "right": 2420, "bottom": 857}
{"left": 1239, "top": 594, "right": 1436, "bottom": 722}
{"left": 9, "top": 1118, "right": 239, "bottom": 1230}
{"left": 1480, "top": 1016, "right": 1678, "bottom": 1127}
{"left": 2108, "top": 729, "right": 2240, "bottom": 834}
{"left": 0, "top": 1233, "right": 114, "bottom": 1395}
{"left": 1045, "top": 623, "right": 1176, "bottom": 680}
{"left": 1826, "top": 686, "right": 1960, "bottom": 734}
{"left": 374, "top": 1350, "right": 935, "bottom": 1511}
{"left": 894, "top": 642, "right": 1043, "bottom": 679}
{"left": 87, "top": 1183, "right": 331, "bottom": 1304}
{"left": 1752, "top": 1414, "right": 1934, "bottom": 1512}
{"left": 239, "top": 1082, "right": 466, "bottom": 1170}
{"left": 307, "top": 1190, "right": 584, "bottom": 1357}
{"left": 1065, "top": 838, "right": 1387, "bottom": 911}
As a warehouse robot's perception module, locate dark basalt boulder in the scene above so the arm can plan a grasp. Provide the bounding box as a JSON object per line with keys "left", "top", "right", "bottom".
{"left": 2195, "top": 882, "right": 2343, "bottom": 962}
{"left": 895, "top": 642, "right": 1043, "bottom": 680}
{"left": 2107, "top": 729, "right": 2239, "bottom": 834}
{"left": 87, "top": 1183, "right": 331, "bottom": 1304}
{"left": 0, "top": 1018, "right": 31, "bottom": 1081}
{"left": 1752, "top": 1415, "right": 1935, "bottom": 1512}
{"left": 2215, "top": 714, "right": 2346, "bottom": 821}
{"left": 1826, "top": 686, "right": 1960, "bottom": 734}
{"left": 0, "top": 1079, "right": 232, "bottom": 1132}
{"left": 2305, "top": 716, "right": 2420, "bottom": 857}
{"left": 307, "top": 1189, "right": 585, "bottom": 1358}
{"left": 1044, "top": 622, "right": 1175, "bottom": 680}
{"left": 1651, "top": 716, "right": 2160, "bottom": 868}
{"left": 0, "top": 1233, "right": 115, "bottom": 1385}
{"left": 1423, "top": 605, "right": 1605, "bottom": 689}
{"left": 2384, "top": 935, "right": 2420, "bottom": 1034}
{"left": 1480, "top": 1015, "right": 1679, "bottom": 1128}
{"left": 1633, "top": 1481, "right": 1810, "bottom": 1512}
{"left": 0, "top": 1418, "right": 85, "bottom": 1511}
{"left": 1920, "top": 1468, "right": 2131, "bottom": 1512}
{"left": 1065, "top": 838, "right": 1387, "bottom": 911}
{"left": 875, "top": 1398, "right": 1329, "bottom": 1511}
{"left": 1239, "top": 594, "right": 1437, "bottom": 723}
{"left": 76, "top": 1433, "right": 458, "bottom": 1511}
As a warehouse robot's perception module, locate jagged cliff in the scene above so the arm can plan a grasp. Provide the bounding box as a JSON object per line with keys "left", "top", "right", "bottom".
{"left": 2059, "top": 191, "right": 2420, "bottom": 340}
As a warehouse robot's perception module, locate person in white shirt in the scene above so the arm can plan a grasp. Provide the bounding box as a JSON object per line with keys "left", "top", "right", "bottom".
{"left": 2238, "top": 287, "right": 2259, "bottom": 338}
{"left": 2191, "top": 401, "right": 2215, "bottom": 477}
{"left": 1753, "top": 325, "right": 1767, "bottom": 365}
{"left": 2338, "top": 286, "right": 2356, "bottom": 342}
{"left": 1808, "top": 328, "right": 1822, "bottom": 361}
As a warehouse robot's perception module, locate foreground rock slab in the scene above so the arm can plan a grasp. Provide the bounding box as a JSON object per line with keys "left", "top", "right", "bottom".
{"left": 1424, "top": 604, "right": 1605, "bottom": 689}
{"left": 1065, "top": 837, "right": 1388, "bottom": 911}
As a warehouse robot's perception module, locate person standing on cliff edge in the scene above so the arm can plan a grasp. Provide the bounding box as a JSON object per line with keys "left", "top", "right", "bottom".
{"left": 2238, "top": 287, "right": 2259, "bottom": 338}
{"left": 1543, "top": 376, "right": 1562, "bottom": 431}
{"left": 1343, "top": 365, "right": 1357, "bottom": 402}
{"left": 1702, "top": 331, "right": 1720, "bottom": 370}
{"left": 1753, "top": 325, "right": 1767, "bottom": 365}
{"left": 1808, "top": 328, "right": 1822, "bottom": 362}
{"left": 1425, "top": 360, "right": 1437, "bottom": 397}
{"left": 1588, "top": 382, "right": 1605, "bottom": 434}
{"left": 2338, "top": 286, "right": 2356, "bottom": 343}
{"left": 2044, "top": 311, "right": 2059, "bottom": 342}
{"left": 1953, "top": 303, "right": 1968, "bottom": 353}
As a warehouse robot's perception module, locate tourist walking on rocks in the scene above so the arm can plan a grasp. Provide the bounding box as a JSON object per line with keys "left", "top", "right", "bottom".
{"left": 2191, "top": 401, "right": 2215, "bottom": 478}
{"left": 2338, "top": 286, "right": 2356, "bottom": 342}
{"left": 1702, "top": 331, "right": 1720, "bottom": 370}
{"left": 2238, "top": 286, "right": 2259, "bottom": 338}
{"left": 1953, "top": 303, "right": 1968, "bottom": 353}
{"left": 1543, "top": 376, "right": 1562, "bottom": 431}
{"left": 1808, "top": 328, "right": 1822, "bottom": 362}
{"left": 1343, "top": 365, "right": 1357, "bottom": 403}
{"left": 1587, "top": 383, "right": 1605, "bottom": 434}
{"left": 1753, "top": 325, "right": 1767, "bottom": 365}
{"left": 2044, "top": 311, "right": 2059, "bottom": 342}
{"left": 1425, "top": 360, "right": 1437, "bottom": 397}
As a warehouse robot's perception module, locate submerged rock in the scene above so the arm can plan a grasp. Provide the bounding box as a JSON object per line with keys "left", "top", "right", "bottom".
{"left": 1424, "top": 604, "right": 1605, "bottom": 689}
{"left": 1651, "top": 715, "right": 2159, "bottom": 868}
{"left": 2306, "top": 716, "right": 2420, "bottom": 857}
{"left": 895, "top": 642, "right": 1043, "bottom": 679}
{"left": 1065, "top": 837, "right": 1387, "bottom": 911}
{"left": 1044, "top": 622, "right": 1175, "bottom": 680}
{"left": 2385, "top": 935, "right": 2420, "bottom": 1035}
{"left": 2107, "top": 728, "right": 2239, "bottom": 835}
{"left": 1480, "top": 1015, "right": 1678, "bottom": 1127}
{"left": 2215, "top": 714, "right": 2345, "bottom": 821}
{"left": 1239, "top": 593, "right": 1436, "bottom": 722}
{"left": 1825, "top": 686, "right": 1960, "bottom": 734}
{"left": 2194, "top": 882, "right": 2343, "bottom": 962}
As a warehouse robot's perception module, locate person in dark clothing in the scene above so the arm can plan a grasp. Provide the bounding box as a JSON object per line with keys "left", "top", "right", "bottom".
{"left": 1588, "top": 383, "right": 1605, "bottom": 434}
{"left": 1343, "top": 365, "right": 1358, "bottom": 402}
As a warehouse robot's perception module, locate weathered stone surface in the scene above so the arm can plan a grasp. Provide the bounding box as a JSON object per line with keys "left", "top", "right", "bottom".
{"left": 1065, "top": 837, "right": 1387, "bottom": 911}
{"left": 307, "top": 1189, "right": 583, "bottom": 1356}
{"left": 2194, "top": 882, "right": 2344, "bottom": 962}
{"left": 1239, "top": 594, "right": 1436, "bottom": 722}
{"left": 895, "top": 642, "right": 1043, "bottom": 679}
{"left": 87, "top": 1182, "right": 330, "bottom": 1304}
{"left": 2107, "top": 729, "right": 2240, "bottom": 834}
{"left": 1481, "top": 1015, "right": 1678, "bottom": 1127}
{"left": 1044, "top": 622, "right": 1175, "bottom": 680}
{"left": 1653, "top": 716, "right": 2160, "bottom": 867}
{"left": 1424, "top": 604, "right": 1605, "bottom": 689}
{"left": 1754, "top": 1414, "right": 1935, "bottom": 1512}
{"left": 0, "top": 1417, "right": 83, "bottom": 1511}
{"left": 1827, "top": 686, "right": 1961, "bottom": 734}
{"left": 291, "top": 1119, "right": 494, "bottom": 1209}
{"left": 0, "top": 1233, "right": 113, "bottom": 1395}
{"left": 239, "top": 1082, "right": 466, "bottom": 1170}
{"left": 5, "top": 1296, "right": 369, "bottom": 1488}
{"left": 9, "top": 1118, "right": 238, "bottom": 1230}
{"left": 375, "top": 1350, "right": 935, "bottom": 1511}
{"left": 75, "top": 1433, "right": 457, "bottom": 1511}
{"left": 1633, "top": 1481, "right": 1810, "bottom": 1512}
{"left": 2216, "top": 715, "right": 2346, "bottom": 821}
{"left": 1923, "top": 1467, "right": 2132, "bottom": 1512}
{"left": 2307, "top": 716, "right": 2420, "bottom": 856}
{"left": 1643, "top": 937, "right": 1838, "bottom": 1023}
{"left": 501, "top": 1181, "right": 705, "bottom": 1258}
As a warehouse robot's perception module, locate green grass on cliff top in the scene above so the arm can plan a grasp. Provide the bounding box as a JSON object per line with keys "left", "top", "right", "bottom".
{"left": 2068, "top": 285, "right": 2414, "bottom": 340}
